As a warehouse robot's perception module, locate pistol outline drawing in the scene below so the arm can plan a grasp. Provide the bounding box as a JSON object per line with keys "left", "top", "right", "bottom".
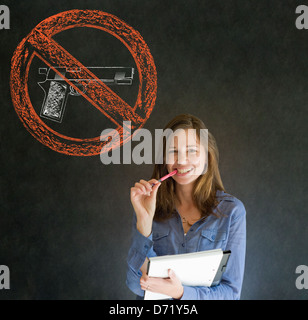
{"left": 38, "top": 66, "right": 134, "bottom": 123}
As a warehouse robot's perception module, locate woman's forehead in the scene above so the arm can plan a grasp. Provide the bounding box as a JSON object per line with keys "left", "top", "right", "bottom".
{"left": 168, "top": 129, "right": 199, "bottom": 146}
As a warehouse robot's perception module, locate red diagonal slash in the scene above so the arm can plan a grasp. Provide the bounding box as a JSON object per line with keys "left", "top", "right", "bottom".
{"left": 27, "top": 29, "right": 143, "bottom": 129}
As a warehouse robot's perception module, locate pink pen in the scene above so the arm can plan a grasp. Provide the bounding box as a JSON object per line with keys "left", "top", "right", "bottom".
{"left": 152, "top": 170, "right": 177, "bottom": 186}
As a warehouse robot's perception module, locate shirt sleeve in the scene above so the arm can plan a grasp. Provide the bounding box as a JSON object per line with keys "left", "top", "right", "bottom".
{"left": 126, "top": 213, "right": 157, "bottom": 297}
{"left": 180, "top": 200, "right": 246, "bottom": 300}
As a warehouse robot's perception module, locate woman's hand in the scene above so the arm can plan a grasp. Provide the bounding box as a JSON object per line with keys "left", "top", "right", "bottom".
{"left": 140, "top": 269, "right": 184, "bottom": 300}
{"left": 130, "top": 179, "right": 161, "bottom": 237}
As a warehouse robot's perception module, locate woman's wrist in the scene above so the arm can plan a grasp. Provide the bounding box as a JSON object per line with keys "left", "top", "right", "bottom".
{"left": 136, "top": 221, "right": 152, "bottom": 238}
{"left": 172, "top": 285, "right": 184, "bottom": 300}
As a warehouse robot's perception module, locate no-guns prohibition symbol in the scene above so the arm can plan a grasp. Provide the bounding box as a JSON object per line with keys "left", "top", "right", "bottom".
{"left": 10, "top": 10, "right": 157, "bottom": 156}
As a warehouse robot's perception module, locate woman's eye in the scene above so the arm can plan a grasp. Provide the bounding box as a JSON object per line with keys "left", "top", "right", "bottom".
{"left": 188, "top": 149, "right": 197, "bottom": 153}
{"left": 168, "top": 149, "right": 177, "bottom": 153}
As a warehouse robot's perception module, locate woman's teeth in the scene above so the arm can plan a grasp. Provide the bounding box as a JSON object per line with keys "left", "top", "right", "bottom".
{"left": 177, "top": 168, "right": 193, "bottom": 174}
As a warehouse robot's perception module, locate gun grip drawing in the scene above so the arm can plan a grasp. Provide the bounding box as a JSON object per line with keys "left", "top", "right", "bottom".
{"left": 38, "top": 67, "right": 134, "bottom": 123}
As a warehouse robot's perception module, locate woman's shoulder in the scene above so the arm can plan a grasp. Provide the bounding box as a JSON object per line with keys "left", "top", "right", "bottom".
{"left": 215, "top": 189, "right": 246, "bottom": 220}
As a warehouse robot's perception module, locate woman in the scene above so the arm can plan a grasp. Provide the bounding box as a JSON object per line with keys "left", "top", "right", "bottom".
{"left": 126, "top": 114, "right": 246, "bottom": 300}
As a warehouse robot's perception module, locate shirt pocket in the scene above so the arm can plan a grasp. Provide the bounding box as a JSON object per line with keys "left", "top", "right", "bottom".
{"left": 198, "top": 229, "right": 227, "bottom": 251}
{"left": 153, "top": 229, "right": 170, "bottom": 255}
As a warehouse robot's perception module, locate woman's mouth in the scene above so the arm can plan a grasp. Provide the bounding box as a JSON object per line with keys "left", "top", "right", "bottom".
{"left": 176, "top": 167, "right": 194, "bottom": 176}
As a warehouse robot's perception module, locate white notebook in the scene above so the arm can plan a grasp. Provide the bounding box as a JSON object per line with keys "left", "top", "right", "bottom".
{"left": 144, "top": 249, "right": 231, "bottom": 300}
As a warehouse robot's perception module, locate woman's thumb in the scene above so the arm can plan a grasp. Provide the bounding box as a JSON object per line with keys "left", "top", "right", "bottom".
{"left": 151, "top": 181, "right": 161, "bottom": 197}
{"left": 168, "top": 269, "right": 176, "bottom": 279}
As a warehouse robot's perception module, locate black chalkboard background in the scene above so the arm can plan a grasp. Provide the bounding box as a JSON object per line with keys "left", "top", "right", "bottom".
{"left": 0, "top": 0, "right": 307, "bottom": 300}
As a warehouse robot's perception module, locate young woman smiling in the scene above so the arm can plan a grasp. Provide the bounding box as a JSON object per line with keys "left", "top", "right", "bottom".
{"left": 126, "top": 114, "right": 246, "bottom": 300}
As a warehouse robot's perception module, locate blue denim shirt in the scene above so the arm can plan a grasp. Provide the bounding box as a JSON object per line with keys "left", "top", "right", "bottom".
{"left": 126, "top": 190, "right": 246, "bottom": 300}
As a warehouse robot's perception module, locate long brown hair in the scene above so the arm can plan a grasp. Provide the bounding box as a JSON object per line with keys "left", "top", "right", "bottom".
{"left": 152, "top": 114, "right": 225, "bottom": 221}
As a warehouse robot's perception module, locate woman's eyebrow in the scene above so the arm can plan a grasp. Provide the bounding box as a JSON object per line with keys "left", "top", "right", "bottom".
{"left": 168, "top": 145, "right": 199, "bottom": 148}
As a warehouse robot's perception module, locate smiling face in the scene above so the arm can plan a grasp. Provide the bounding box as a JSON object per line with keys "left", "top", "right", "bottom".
{"left": 165, "top": 128, "right": 207, "bottom": 186}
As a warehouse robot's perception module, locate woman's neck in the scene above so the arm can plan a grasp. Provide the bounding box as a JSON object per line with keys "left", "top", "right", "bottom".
{"left": 175, "top": 182, "right": 194, "bottom": 207}
{"left": 175, "top": 182, "right": 201, "bottom": 225}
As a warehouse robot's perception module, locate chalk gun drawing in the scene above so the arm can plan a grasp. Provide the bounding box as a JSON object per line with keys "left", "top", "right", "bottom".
{"left": 38, "top": 67, "right": 134, "bottom": 123}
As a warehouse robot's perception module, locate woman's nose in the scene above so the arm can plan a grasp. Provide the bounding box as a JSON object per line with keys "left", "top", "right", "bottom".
{"left": 177, "top": 151, "right": 188, "bottom": 165}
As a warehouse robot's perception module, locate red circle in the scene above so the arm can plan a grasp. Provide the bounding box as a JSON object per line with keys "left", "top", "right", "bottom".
{"left": 10, "top": 10, "right": 157, "bottom": 156}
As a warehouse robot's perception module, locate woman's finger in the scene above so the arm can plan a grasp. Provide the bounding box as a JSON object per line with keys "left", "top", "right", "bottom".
{"left": 134, "top": 182, "right": 147, "bottom": 194}
{"left": 148, "top": 179, "right": 159, "bottom": 186}
{"left": 139, "top": 179, "right": 153, "bottom": 192}
{"left": 130, "top": 186, "right": 144, "bottom": 197}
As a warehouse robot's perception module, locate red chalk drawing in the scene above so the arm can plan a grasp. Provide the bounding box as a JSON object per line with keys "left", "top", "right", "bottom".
{"left": 10, "top": 10, "right": 157, "bottom": 156}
